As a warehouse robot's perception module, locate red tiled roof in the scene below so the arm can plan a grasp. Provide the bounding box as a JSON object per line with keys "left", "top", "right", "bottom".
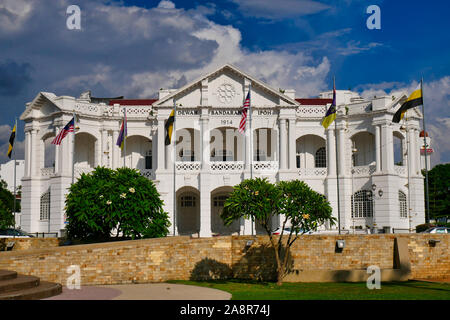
{"left": 295, "top": 98, "right": 333, "bottom": 105}
{"left": 108, "top": 99, "right": 158, "bottom": 106}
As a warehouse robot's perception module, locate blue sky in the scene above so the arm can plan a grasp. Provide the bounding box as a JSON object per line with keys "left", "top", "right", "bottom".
{"left": 0, "top": 0, "right": 449, "bottom": 166}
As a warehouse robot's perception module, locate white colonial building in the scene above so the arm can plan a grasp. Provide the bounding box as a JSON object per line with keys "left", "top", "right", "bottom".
{"left": 19, "top": 64, "right": 425, "bottom": 237}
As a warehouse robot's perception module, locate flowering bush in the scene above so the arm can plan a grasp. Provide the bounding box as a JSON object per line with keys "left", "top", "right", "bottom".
{"left": 65, "top": 167, "right": 170, "bottom": 240}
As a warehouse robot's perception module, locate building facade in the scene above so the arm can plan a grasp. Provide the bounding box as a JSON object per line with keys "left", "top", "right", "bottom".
{"left": 19, "top": 64, "right": 425, "bottom": 236}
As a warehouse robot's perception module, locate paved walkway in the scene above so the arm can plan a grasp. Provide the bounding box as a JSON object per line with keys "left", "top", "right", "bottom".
{"left": 43, "top": 283, "right": 232, "bottom": 300}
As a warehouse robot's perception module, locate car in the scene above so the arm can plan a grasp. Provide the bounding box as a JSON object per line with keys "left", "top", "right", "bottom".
{"left": 422, "top": 227, "right": 450, "bottom": 234}
{"left": 0, "top": 228, "right": 34, "bottom": 238}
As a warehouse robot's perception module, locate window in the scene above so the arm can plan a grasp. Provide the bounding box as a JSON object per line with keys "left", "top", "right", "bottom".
{"left": 181, "top": 195, "right": 196, "bottom": 207}
{"left": 213, "top": 195, "right": 228, "bottom": 207}
{"left": 351, "top": 190, "right": 373, "bottom": 218}
{"left": 40, "top": 190, "right": 50, "bottom": 220}
{"left": 315, "top": 147, "right": 326, "bottom": 168}
{"left": 145, "top": 150, "right": 152, "bottom": 169}
{"left": 399, "top": 191, "right": 407, "bottom": 218}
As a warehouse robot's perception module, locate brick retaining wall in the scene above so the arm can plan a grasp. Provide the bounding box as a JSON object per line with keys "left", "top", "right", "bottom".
{"left": 0, "top": 234, "right": 448, "bottom": 285}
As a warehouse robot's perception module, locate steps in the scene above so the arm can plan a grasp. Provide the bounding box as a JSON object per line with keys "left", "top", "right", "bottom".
{"left": 0, "top": 270, "right": 62, "bottom": 300}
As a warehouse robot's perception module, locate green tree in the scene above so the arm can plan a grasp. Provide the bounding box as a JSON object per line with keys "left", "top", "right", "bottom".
{"left": 424, "top": 164, "right": 450, "bottom": 221}
{"left": 0, "top": 180, "right": 19, "bottom": 229}
{"left": 222, "top": 178, "right": 335, "bottom": 285}
{"left": 66, "top": 167, "right": 170, "bottom": 241}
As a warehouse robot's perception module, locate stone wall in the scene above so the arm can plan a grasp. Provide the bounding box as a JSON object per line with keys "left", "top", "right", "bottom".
{"left": 0, "top": 238, "right": 59, "bottom": 251}
{"left": 0, "top": 234, "right": 448, "bottom": 285}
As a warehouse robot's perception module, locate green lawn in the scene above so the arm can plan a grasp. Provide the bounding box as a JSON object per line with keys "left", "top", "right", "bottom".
{"left": 167, "top": 279, "right": 450, "bottom": 300}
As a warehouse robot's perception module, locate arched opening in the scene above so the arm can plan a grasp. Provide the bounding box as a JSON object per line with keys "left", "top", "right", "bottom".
{"left": 210, "top": 127, "right": 243, "bottom": 161}
{"left": 176, "top": 128, "right": 201, "bottom": 162}
{"left": 176, "top": 187, "right": 200, "bottom": 235}
{"left": 211, "top": 187, "right": 240, "bottom": 235}
{"left": 296, "top": 135, "right": 326, "bottom": 168}
{"left": 124, "top": 135, "right": 152, "bottom": 170}
{"left": 393, "top": 131, "right": 405, "bottom": 166}
{"left": 75, "top": 132, "right": 96, "bottom": 168}
{"left": 351, "top": 132, "right": 375, "bottom": 166}
{"left": 399, "top": 190, "right": 407, "bottom": 218}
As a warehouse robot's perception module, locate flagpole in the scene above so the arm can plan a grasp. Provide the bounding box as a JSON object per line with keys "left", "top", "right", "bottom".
{"left": 123, "top": 108, "right": 127, "bottom": 168}
{"left": 333, "top": 77, "right": 342, "bottom": 235}
{"left": 173, "top": 100, "right": 177, "bottom": 236}
{"left": 71, "top": 112, "right": 76, "bottom": 185}
{"left": 421, "top": 78, "right": 430, "bottom": 223}
{"left": 13, "top": 118, "right": 17, "bottom": 238}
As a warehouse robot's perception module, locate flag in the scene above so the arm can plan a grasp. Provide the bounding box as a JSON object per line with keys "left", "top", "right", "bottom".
{"left": 238, "top": 90, "right": 251, "bottom": 134}
{"left": 7, "top": 121, "right": 16, "bottom": 158}
{"left": 392, "top": 83, "right": 423, "bottom": 123}
{"left": 165, "top": 109, "right": 175, "bottom": 145}
{"left": 116, "top": 109, "right": 128, "bottom": 149}
{"left": 321, "top": 79, "right": 337, "bottom": 129}
{"left": 52, "top": 117, "right": 74, "bottom": 145}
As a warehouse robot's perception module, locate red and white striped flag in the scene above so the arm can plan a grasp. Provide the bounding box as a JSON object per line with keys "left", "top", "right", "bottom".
{"left": 238, "top": 90, "right": 251, "bottom": 134}
{"left": 51, "top": 117, "right": 75, "bottom": 145}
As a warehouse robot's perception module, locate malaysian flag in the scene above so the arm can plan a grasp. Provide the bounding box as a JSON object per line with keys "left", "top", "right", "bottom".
{"left": 52, "top": 117, "right": 75, "bottom": 145}
{"left": 238, "top": 90, "right": 251, "bottom": 134}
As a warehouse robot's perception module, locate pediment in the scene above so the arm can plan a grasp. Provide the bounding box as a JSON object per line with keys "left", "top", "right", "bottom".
{"left": 154, "top": 64, "right": 299, "bottom": 109}
{"left": 20, "top": 92, "right": 62, "bottom": 120}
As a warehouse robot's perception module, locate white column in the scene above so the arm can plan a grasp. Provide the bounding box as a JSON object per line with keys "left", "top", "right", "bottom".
{"left": 101, "top": 129, "right": 108, "bottom": 166}
{"left": 157, "top": 118, "right": 165, "bottom": 171}
{"left": 30, "top": 129, "right": 37, "bottom": 177}
{"left": 408, "top": 128, "right": 416, "bottom": 176}
{"left": 381, "top": 124, "right": 394, "bottom": 174}
{"left": 327, "top": 128, "right": 336, "bottom": 176}
{"left": 375, "top": 125, "right": 381, "bottom": 173}
{"left": 279, "top": 118, "right": 287, "bottom": 170}
{"left": 201, "top": 117, "right": 210, "bottom": 168}
{"left": 112, "top": 130, "right": 119, "bottom": 169}
{"left": 54, "top": 126, "right": 60, "bottom": 174}
{"left": 245, "top": 121, "right": 251, "bottom": 170}
{"left": 288, "top": 118, "right": 296, "bottom": 170}
{"left": 24, "top": 131, "right": 31, "bottom": 177}
{"left": 338, "top": 127, "right": 346, "bottom": 176}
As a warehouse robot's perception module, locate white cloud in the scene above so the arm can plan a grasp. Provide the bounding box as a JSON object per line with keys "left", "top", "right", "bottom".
{"left": 0, "top": 0, "right": 33, "bottom": 32}
{"left": 157, "top": 1, "right": 176, "bottom": 10}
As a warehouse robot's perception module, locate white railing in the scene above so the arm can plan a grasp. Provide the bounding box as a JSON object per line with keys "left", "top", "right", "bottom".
{"left": 298, "top": 167, "right": 327, "bottom": 177}
{"left": 139, "top": 169, "right": 155, "bottom": 180}
{"left": 176, "top": 161, "right": 202, "bottom": 172}
{"left": 352, "top": 165, "right": 376, "bottom": 177}
{"left": 296, "top": 106, "right": 327, "bottom": 118}
{"left": 252, "top": 161, "right": 279, "bottom": 172}
{"left": 40, "top": 167, "right": 54, "bottom": 177}
{"left": 210, "top": 161, "right": 244, "bottom": 172}
{"left": 394, "top": 165, "right": 407, "bottom": 177}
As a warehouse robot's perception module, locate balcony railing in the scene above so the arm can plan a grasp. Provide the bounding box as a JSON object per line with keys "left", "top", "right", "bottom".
{"left": 298, "top": 167, "right": 327, "bottom": 177}
{"left": 40, "top": 167, "right": 54, "bottom": 177}
{"left": 252, "top": 161, "right": 279, "bottom": 172}
{"left": 175, "top": 161, "right": 202, "bottom": 172}
{"left": 352, "top": 165, "right": 376, "bottom": 177}
{"left": 210, "top": 161, "right": 244, "bottom": 172}
{"left": 140, "top": 169, "right": 155, "bottom": 179}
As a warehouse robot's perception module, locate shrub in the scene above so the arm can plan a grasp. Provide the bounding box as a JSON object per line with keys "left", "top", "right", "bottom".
{"left": 65, "top": 167, "right": 170, "bottom": 241}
